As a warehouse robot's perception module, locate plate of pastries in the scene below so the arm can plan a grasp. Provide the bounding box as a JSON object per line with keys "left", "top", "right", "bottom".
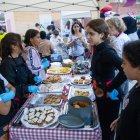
{"left": 21, "top": 106, "right": 59, "bottom": 128}
{"left": 43, "top": 75, "right": 62, "bottom": 84}
{"left": 72, "top": 76, "right": 91, "bottom": 86}
{"left": 39, "top": 83, "right": 64, "bottom": 93}
{"left": 44, "top": 94, "right": 62, "bottom": 106}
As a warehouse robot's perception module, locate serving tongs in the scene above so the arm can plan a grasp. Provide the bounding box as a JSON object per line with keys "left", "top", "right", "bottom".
{"left": 12, "top": 108, "right": 24, "bottom": 126}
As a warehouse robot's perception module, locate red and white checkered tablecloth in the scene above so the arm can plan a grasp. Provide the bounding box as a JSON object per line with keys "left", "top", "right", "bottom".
{"left": 9, "top": 126, "right": 102, "bottom": 140}
{"left": 9, "top": 93, "right": 102, "bottom": 140}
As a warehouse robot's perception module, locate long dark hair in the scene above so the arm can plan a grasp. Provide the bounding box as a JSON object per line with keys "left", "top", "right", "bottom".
{"left": 1, "top": 32, "right": 22, "bottom": 60}
{"left": 65, "top": 20, "right": 70, "bottom": 30}
{"left": 71, "top": 21, "right": 82, "bottom": 35}
{"left": 24, "top": 29, "right": 39, "bottom": 47}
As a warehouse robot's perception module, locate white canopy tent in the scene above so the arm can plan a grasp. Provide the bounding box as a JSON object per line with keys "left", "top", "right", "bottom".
{"left": 0, "top": 0, "right": 99, "bottom": 12}
{"left": 1, "top": 0, "right": 110, "bottom": 34}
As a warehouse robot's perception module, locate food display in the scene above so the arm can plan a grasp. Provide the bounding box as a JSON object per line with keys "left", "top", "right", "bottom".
{"left": 44, "top": 94, "right": 62, "bottom": 105}
{"left": 39, "top": 83, "right": 64, "bottom": 93}
{"left": 47, "top": 67, "right": 71, "bottom": 74}
{"left": 50, "top": 62, "right": 62, "bottom": 67}
{"left": 43, "top": 75, "right": 62, "bottom": 84}
{"left": 68, "top": 86, "right": 96, "bottom": 101}
{"left": 72, "top": 60, "right": 89, "bottom": 74}
{"left": 62, "top": 59, "right": 73, "bottom": 67}
{"left": 74, "top": 90, "right": 89, "bottom": 96}
{"left": 73, "top": 76, "right": 91, "bottom": 85}
{"left": 72, "top": 101, "right": 91, "bottom": 108}
{"left": 21, "top": 106, "right": 59, "bottom": 128}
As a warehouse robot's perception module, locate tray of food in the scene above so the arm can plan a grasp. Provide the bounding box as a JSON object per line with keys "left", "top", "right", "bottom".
{"left": 44, "top": 94, "right": 63, "bottom": 106}
{"left": 21, "top": 106, "right": 59, "bottom": 128}
{"left": 68, "top": 86, "right": 95, "bottom": 101}
{"left": 39, "top": 83, "right": 65, "bottom": 93}
{"left": 43, "top": 75, "right": 62, "bottom": 84}
{"left": 61, "top": 102, "right": 99, "bottom": 130}
{"left": 30, "top": 93, "right": 63, "bottom": 106}
{"left": 62, "top": 59, "right": 74, "bottom": 67}
{"left": 47, "top": 67, "right": 71, "bottom": 75}
{"left": 71, "top": 76, "right": 91, "bottom": 86}
{"left": 71, "top": 60, "right": 89, "bottom": 74}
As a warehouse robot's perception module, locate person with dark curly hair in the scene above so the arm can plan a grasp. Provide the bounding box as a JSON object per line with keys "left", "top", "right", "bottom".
{"left": 110, "top": 40, "right": 140, "bottom": 140}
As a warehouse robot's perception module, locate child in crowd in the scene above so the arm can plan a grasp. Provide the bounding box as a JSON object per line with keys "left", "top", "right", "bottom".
{"left": 22, "top": 29, "right": 49, "bottom": 80}
{"left": 86, "top": 19, "right": 126, "bottom": 140}
{"left": 0, "top": 74, "right": 15, "bottom": 140}
{"left": 110, "top": 40, "right": 140, "bottom": 140}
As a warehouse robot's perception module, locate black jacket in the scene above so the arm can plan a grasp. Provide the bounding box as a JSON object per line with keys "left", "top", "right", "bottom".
{"left": 0, "top": 55, "right": 35, "bottom": 99}
{"left": 116, "top": 83, "right": 140, "bottom": 140}
{"left": 91, "top": 41, "right": 126, "bottom": 92}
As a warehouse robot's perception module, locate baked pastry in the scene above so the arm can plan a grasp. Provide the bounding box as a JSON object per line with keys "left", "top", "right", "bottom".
{"left": 81, "top": 76, "right": 86, "bottom": 80}
{"left": 78, "top": 79, "right": 83, "bottom": 84}
{"left": 74, "top": 79, "right": 78, "bottom": 84}
{"left": 44, "top": 94, "right": 62, "bottom": 105}
{"left": 74, "top": 90, "right": 89, "bottom": 96}
{"left": 43, "top": 75, "right": 62, "bottom": 83}
{"left": 24, "top": 106, "right": 56, "bottom": 127}
{"left": 84, "top": 79, "right": 90, "bottom": 84}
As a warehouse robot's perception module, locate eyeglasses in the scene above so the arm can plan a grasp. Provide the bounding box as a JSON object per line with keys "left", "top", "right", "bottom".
{"left": 73, "top": 26, "right": 80, "bottom": 28}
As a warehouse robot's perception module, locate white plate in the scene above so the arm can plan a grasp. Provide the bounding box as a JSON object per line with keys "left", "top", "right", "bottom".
{"left": 39, "top": 83, "right": 64, "bottom": 93}
{"left": 68, "top": 86, "right": 95, "bottom": 101}
{"left": 63, "top": 59, "right": 73, "bottom": 63}
{"left": 43, "top": 75, "right": 63, "bottom": 84}
{"left": 50, "top": 62, "right": 62, "bottom": 67}
{"left": 47, "top": 67, "right": 71, "bottom": 75}
{"left": 21, "top": 106, "right": 59, "bottom": 128}
{"left": 71, "top": 76, "right": 91, "bottom": 86}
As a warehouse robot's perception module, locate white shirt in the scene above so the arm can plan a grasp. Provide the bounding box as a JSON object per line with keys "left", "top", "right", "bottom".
{"left": 50, "top": 35, "right": 63, "bottom": 49}
{"left": 111, "top": 32, "right": 131, "bottom": 57}
{"left": 128, "top": 32, "right": 139, "bottom": 41}
{"left": 0, "top": 74, "right": 8, "bottom": 86}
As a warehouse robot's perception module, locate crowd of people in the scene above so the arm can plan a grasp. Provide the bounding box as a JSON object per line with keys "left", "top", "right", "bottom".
{"left": 0, "top": 14, "right": 140, "bottom": 140}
